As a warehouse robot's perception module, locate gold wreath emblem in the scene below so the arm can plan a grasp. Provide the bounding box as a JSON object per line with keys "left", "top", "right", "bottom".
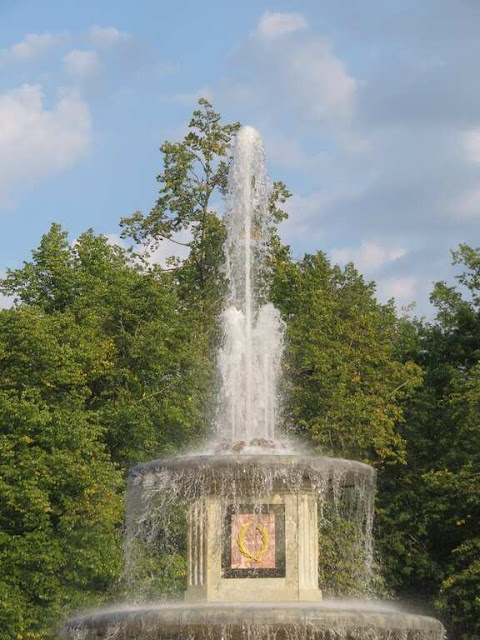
{"left": 237, "top": 522, "right": 269, "bottom": 563}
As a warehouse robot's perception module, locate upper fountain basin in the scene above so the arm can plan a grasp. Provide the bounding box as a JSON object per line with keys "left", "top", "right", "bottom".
{"left": 129, "top": 441, "right": 376, "bottom": 496}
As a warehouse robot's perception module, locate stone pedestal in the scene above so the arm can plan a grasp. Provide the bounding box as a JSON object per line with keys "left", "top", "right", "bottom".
{"left": 185, "top": 490, "right": 322, "bottom": 602}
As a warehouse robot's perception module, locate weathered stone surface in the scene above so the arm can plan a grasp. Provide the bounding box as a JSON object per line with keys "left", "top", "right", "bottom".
{"left": 106, "top": 452, "right": 445, "bottom": 640}
{"left": 186, "top": 491, "right": 321, "bottom": 602}
{"left": 61, "top": 601, "right": 445, "bottom": 640}
{"left": 131, "top": 452, "right": 376, "bottom": 493}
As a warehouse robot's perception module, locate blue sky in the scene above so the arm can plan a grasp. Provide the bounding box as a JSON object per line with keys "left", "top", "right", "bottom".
{"left": 1, "top": 0, "right": 480, "bottom": 315}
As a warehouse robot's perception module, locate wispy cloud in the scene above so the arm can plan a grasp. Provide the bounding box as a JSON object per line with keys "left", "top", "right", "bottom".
{"left": 0, "top": 31, "right": 68, "bottom": 63}
{"left": 463, "top": 128, "right": 480, "bottom": 164}
{"left": 87, "top": 25, "right": 132, "bottom": 48}
{"left": 255, "top": 12, "right": 307, "bottom": 39}
{"left": 376, "top": 276, "right": 417, "bottom": 307}
{"left": 331, "top": 242, "right": 407, "bottom": 274}
{"left": 455, "top": 187, "right": 480, "bottom": 219}
{"left": 225, "top": 12, "right": 356, "bottom": 125}
{"left": 0, "top": 84, "right": 91, "bottom": 207}
{"left": 0, "top": 23, "right": 171, "bottom": 208}
{"left": 164, "top": 87, "right": 214, "bottom": 106}
{"left": 63, "top": 49, "right": 103, "bottom": 79}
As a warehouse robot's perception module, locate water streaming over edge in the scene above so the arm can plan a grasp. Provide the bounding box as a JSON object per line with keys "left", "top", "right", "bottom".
{"left": 61, "top": 127, "right": 445, "bottom": 640}
{"left": 123, "top": 127, "right": 377, "bottom": 599}
{"left": 124, "top": 458, "right": 376, "bottom": 600}
{"left": 62, "top": 601, "right": 446, "bottom": 640}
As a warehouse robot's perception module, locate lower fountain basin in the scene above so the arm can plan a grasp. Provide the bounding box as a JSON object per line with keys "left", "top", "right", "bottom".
{"left": 61, "top": 601, "right": 445, "bottom": 640}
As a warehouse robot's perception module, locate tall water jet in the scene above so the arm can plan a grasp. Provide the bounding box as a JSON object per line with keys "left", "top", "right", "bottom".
{"left": 61, "top": 126, "right": 445, "bottom": 640}
{"left": 218, "top": 126, "right": 283, "bottom": 443}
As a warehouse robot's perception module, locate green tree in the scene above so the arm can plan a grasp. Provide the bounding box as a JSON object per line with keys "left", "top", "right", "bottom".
{"left": 0, "top": 306, "right": 122, "bottom": 639}
{"left": 120, "top": 99, "right": 240, "bottom": 313}
{"left": 270, "top": 251, "right": 422, "bottom": 597}
{"left": 2, "top": 224, "right": 209, "bottom": 467}
{"left": 272, "top": 250, "right": 421, "bottom": 464}
{"left": 0, "top": 224, "right": 214, "bottom": 637}
{"left": 120, "top": 98, "right": 289, "bottom": 306}
{"left": 377, "top": 244, "right": 480, "bottom": 638}
{"left": 120, "top": 99, "right": 290, "bottom": 414}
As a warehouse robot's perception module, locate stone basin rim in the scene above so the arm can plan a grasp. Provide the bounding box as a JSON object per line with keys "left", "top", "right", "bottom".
{"left": 130, "top": 454, "right": 376, "bottom": 483}
{"left": 62, "top": 601, "right": 444, "bottom": 636}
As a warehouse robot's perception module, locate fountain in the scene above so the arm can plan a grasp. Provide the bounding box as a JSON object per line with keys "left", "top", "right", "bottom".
{"left": 61, "top": 127, "right": 445, "bottom": 639}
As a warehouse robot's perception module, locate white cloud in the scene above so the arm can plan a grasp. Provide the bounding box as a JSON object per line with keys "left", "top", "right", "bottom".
{"left": 100, "top": 234, "right": 128, "bottom": 250}
{"left": 455, "top": 187, "right": 480, "bottom": 219}
{"left": 87, "top": 25, "right": 132, "bottom": 48}
{"left": 0, "top": 84, "right": 92, "bottom": 207}
{"left": 256, "top": 12, "right": 307, "bottom": 39}
{"left": 145, "top": 230, "right": 192, "bottom": 267}
{"left": 264, "top": 134, "right": 327, "bottom": 171}
{"left": 281, "top": 191, "right": 330, "bottom": 242}
{"left": 101, "top": 232, "right": 191, "bottom": 268}
{"left": 0, "top": 26, "right": 133, "bottom": 67}
{"left": 330, "top": 242, "right": 407, "bottom": 274}
{"left": 0, "top": 293, "right": 13, "bottom": 309}
{"left": 376, "top": 276, "right": 417, "bottom": 306}
{"left": 279, "top": 176, "right": 373, "bottom": 248}
{"left": 228, "top": 18, "right": 356, "bottom": 125}
{"left": 338, "top": 129, "right": 372, "bottom": 155}
{"left": 287, "top": 40, "right": 355, "bottom": 121}
{"left": 166, "top": 87, "right": 214, "bottom": 106}
{"left": 463, "top": 128, "right": 480, "bottom": 164}
{"left": 63, "top": 49, "right": 102, "bottom": 79}
{"left": 94, "top": 231, "right": 190, "bottom": 269}
{"left": 1, "top": 32, "right": 67, "bottom": 63}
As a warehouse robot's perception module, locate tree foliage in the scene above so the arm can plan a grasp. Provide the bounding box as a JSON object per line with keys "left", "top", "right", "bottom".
{"left": 0, "top": 306, "right": 123, "bottom": 639}
{"left": 272, "top": 251, "right": 420, "bottom": 465}
{"left": 0, "top": 101, "right": 477, "bottom": 639}
{"left": 0, "top": 224, "right": 212, "bottom": 638}
{"left": 377, "top": 244, "right": 480, "bottom": 638}
{"left": 2, "top": 225, "right": 209, "bottom": 466}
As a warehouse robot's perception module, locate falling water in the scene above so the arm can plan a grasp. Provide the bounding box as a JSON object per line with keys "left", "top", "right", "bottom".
{"left": 61, "top": 124, "right": 446, "bottom": 640}
{"left": 218, "top": 126, "right": 284, "bottom": 443}
{"left": 122, "top": 127, "right": 377, "bottom": 600}
{"left": 124, "top": 455, "right": 376, "bottom": 599}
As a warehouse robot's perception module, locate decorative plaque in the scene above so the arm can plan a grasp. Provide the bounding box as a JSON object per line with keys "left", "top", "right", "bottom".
{"left": 222, "top": 504, "right": 285, "bottom": 578}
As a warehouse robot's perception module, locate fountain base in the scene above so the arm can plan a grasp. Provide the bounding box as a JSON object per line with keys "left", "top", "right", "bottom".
{"left": 128, "top": 452, "right": 375, "bottom": 605}
{"left": 61, "top": 601, "right": 445, "bottom": 639}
